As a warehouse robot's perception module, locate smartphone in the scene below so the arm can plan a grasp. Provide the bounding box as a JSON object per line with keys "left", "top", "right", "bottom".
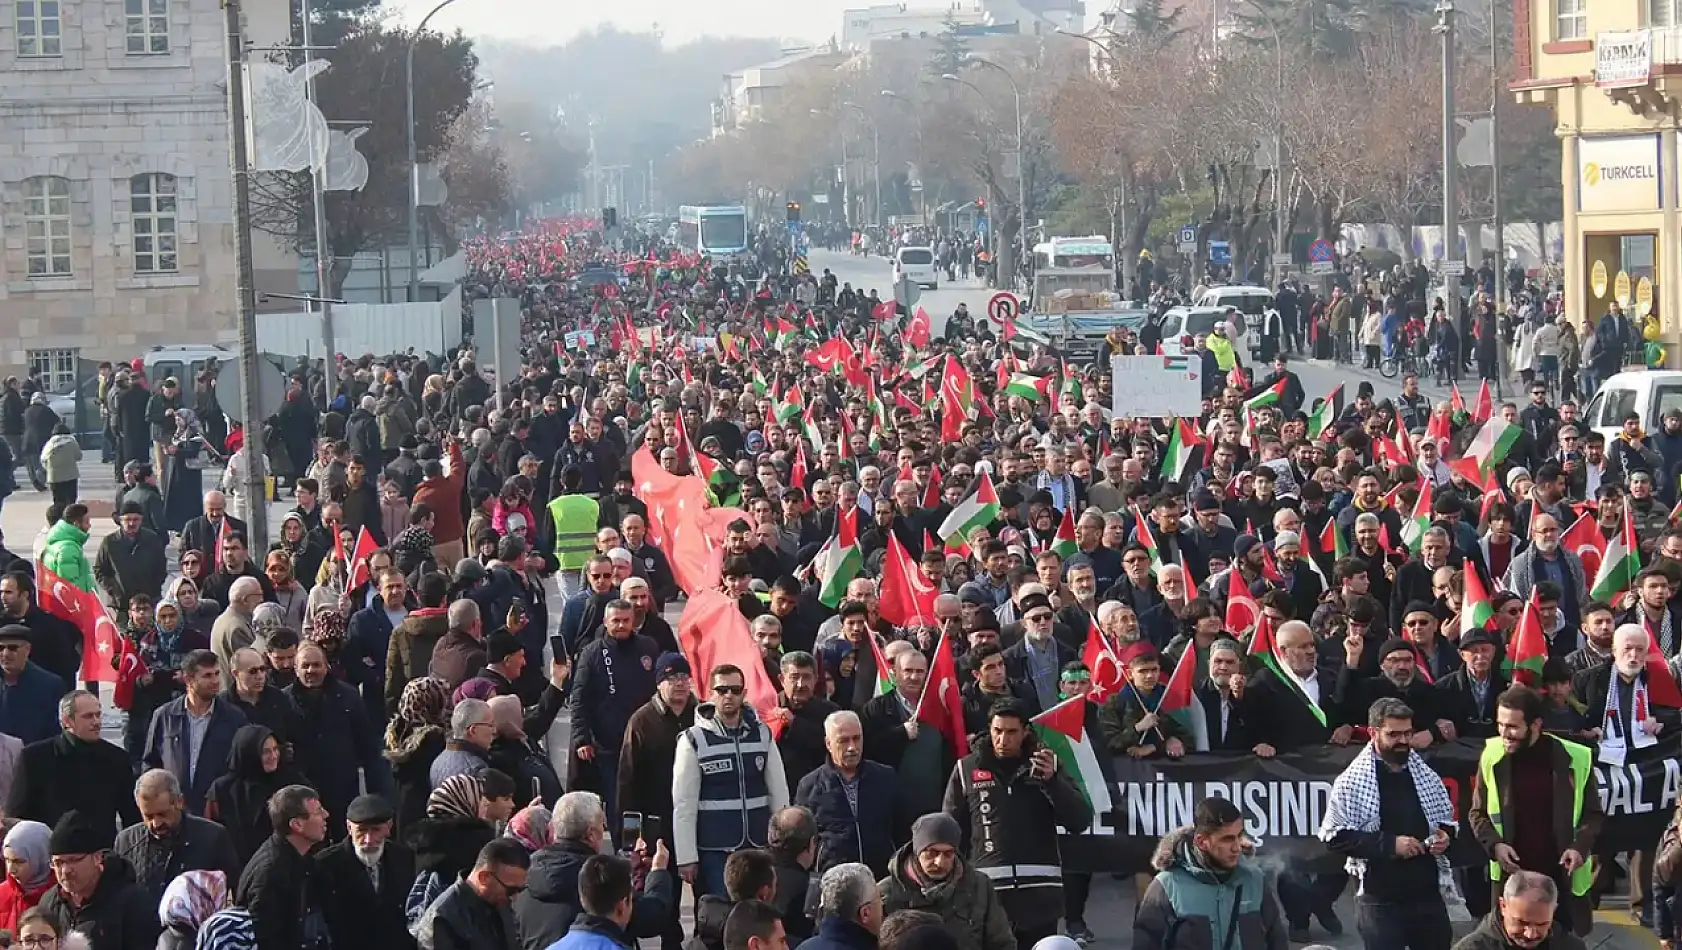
{"left": 643, "top": 814, "right": 662, "bottom": 846}
{"left": 549, "top": 634, "right": 568, "bottom": 664}
{"left": 621, "top": 812, "right": 643, "bottom": 843}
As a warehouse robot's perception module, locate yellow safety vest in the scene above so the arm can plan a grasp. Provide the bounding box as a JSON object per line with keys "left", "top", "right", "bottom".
{"left": 1206, "top": 335, "right": 1237, "bottom": 371}
{"left": 547, "top": 494, "right": 600, "bottom": 571}
{"left": 1477, "top": 735, "right": 1595, "bottom": 896}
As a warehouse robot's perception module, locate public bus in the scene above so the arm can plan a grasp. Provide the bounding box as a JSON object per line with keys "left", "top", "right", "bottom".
{"left": 677, "top": 205, "right": 750, "bottom": 256}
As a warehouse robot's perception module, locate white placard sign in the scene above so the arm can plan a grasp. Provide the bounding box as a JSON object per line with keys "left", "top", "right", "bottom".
{"left": 1110, "top": 354, "right": 1203, "bottom": 419}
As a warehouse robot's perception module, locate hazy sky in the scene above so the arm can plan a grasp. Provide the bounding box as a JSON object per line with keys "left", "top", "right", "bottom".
{"left": 381, "top": 0, "right": 859, "bottom": 47}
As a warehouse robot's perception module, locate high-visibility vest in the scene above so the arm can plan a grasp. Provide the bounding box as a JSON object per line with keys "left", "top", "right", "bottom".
{"left": 1477, "top": 735, "right": 1595, "bottom": 896}
{"left": 547, "top": 494, "right": 599, "bottom": 571}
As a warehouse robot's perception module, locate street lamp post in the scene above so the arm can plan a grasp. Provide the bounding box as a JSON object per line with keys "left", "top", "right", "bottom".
{"left": 880, "top": 90, "right": 926, "bottom": 221}
{"left": 841, "top": 101, "right": 880, "bottom": 227}
{"left": 405, "top": 0, "right": 462, "bottom": 302}
{"left": 948, "top": 58, "right": 1024, "bottom": 286}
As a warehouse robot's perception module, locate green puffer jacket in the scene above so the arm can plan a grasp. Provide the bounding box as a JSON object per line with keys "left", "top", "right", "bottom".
{"left": 41, "top": 518, "right": 94, "bottom": 592}
{"left": 877, "top": 843, "right": 1015, "bottom": 950}
{"left": 1132, "top": 825, "right": 1288, "bottom": 950}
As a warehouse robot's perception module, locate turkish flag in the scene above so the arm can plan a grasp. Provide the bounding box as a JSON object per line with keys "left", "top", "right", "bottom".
{"left": 677, "top": 589, "right": 781, "bottom": 732}
{"left": 878, "top": 532, "right": 939, "bottom": 627}
{"left": 907, "top": 307, "right": 932, "bottom": 348}
{"left": 346, "top": 526, "right": 380, "bottom": 590}
{"left": 36, "top": 564, "right": 120, "bottom": 683}
{"left": 1560, "top": 512, "right": 1606, "bottom": 581}
{"left": 630, "top": 447, "right": 745, "bottom": 595}
{"left": 915, "top": 630, "right": 970, "bottom": 756}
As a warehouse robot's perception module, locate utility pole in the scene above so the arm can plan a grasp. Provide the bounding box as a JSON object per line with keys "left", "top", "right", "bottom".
{"left": 223, "top": 0, "right": 271, "bottom": 549}
{"left": 1438, "top": 1, "right": 1461, "bottom": 325}
{"left": 1490, "top": 1, "right": 1506, "bottom": 316}
{"left": 301, "top": 0, "right": 335, "bottom": 404}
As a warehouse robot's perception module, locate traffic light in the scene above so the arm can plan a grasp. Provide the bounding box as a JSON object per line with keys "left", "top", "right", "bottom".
{"left": 976, "top": 198, "right": 986, "bottom": 211}
{"left": 602, "top": 207, "right": 618, "bottom": 229}
{"left": 786, "top": 201, "right": 801, "bottom": 223}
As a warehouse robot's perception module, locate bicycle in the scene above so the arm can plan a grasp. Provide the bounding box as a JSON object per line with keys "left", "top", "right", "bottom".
{"left": 1378, "top": 351, "right": 1420, "bottom": 379}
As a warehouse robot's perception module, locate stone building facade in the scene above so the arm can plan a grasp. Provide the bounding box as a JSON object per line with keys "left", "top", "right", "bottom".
{"left": 0, "top": 0, "right": 285, "bottom": 385}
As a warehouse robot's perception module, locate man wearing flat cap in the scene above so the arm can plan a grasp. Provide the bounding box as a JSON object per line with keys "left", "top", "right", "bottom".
{"left": 1437, "top": 628, "right": 1509, "bottom": 742}
{"left": 36, "top": 810, "right": 159, "bottom": 950}
{"left": 317, "top": 793, "right": 416, "bottom": 950}
{"left": 0, "top": 624, "right": 63, "bottom": 744}
{"left": 93, "top": 500, "right": 167, "bottom": 610}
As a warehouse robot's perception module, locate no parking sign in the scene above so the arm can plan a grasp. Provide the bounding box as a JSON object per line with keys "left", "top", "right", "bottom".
{"left": 987, "top": 292, "right": 1019, "bottom": 323}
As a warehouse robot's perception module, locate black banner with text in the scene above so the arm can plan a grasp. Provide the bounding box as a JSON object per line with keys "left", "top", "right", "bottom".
{"left": 1056, "top": 738, "right": 1682, "bottom": 874}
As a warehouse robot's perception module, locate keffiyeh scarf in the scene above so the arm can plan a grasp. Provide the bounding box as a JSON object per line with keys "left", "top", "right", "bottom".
{"left": 1319, "top": 745, "right": 1459, "bottom": 897}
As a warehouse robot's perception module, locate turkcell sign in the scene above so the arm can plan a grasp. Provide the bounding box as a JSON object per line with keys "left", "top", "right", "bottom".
{"left": 1577, "top": 134, "right": 1661, "bottom": 213}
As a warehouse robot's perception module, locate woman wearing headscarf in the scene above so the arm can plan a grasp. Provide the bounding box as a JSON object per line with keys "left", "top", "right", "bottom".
{"left": 163, "top": 576, "right": 219, "bottom": 640}
{"left": 156, "top": 868, "right": 230, "bottom": 950}
{"left": 819, "top": 639, "right": 857, "bottom": 708}
{"left": 503, "top": 803, "right": 555, "bottom": 855}
{"left": 302, "top": 604, "right": 350, "bottom": 680}
{"left": 0, "top": 821, "right": 53, "bottom": 936}
{"left": 204, "top": 725, "right": 303, "bottom": 866}
{"left": 262, "top": 550, "right": 308, "bottom": 630}
{"left": 162, "top": 408, "right": 215, "bottom": 534}
{"left": 274, "top": 513, "right": 324, "bottom": 595}
{"left": 386, "top": 677, "right": 450, "bottom": 832}
{"left": 485, "top": 694, "right": 562, "bottom": 806}
{"left": 403, "top": 770, "right": 516, "bottom": 926}
{"left": 306, "top": 551, "right": 348, "bottom": 640}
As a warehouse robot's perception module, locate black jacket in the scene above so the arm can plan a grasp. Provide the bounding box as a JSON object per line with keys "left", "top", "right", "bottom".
{"left": 6, "top": 733, "right": 141, "bottom": 845}
{"left": 942, "top": 739, "right": 1093, "bottom": 934}
{"left": 237, "top": 833, "right": 332, "bottom": 950}
{"left": 284, "top": 678, "right": 391, "bottom": 819}
{"left": 774, "top": 695, "right": 841, "bottom": 792}
{"left": 316, "top": 837, "right": 417, "bottom": 950}
{"left": 178, "top": 515, "right": 248, "bottom": 567}
{"left": 616, "top": 695, "right": 695, "bottom": 829}
{"left": 960, "top": 681, "right": 1040, "bottom": 743}
{"left": 408, "top": 815, "right": 495, "bottom": 892}
{"left": 1195, "top": 680, "right": 1259, "bottom": 752}
{"left": 112, "top": 814, "right": 242, "bottom": 907}
{"left": 567, "top": 632, "right": 661, "bottom": 755}
{"left": 416, "top": 875, "right": 520, "bottom": 950}
{"left": 772, "top": 854, "right": 814, "bottom": 944}
{"left": 1247, "top": 666, "right": 1343, "bottom": 751}
{"left": 1435, "top": 669, "right": 1509, "bottom": 740}
{"left": 794, "top": 761, "right": 904, "bottom": 879}
{"left": 36, "top": 854, "right": 159, "bottom": 950}
{"left": 14, "top": 604, "right": 82, "bottom": 692}
{"left": 683, "top": 895, "right": 730, "bottom": 950}
{"left": 510, "top": 839, "right": 676, "bottom": 950}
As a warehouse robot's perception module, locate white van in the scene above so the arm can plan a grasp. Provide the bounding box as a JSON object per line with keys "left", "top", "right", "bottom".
{"left": 1583, "top": 370, "right": 1682, "bottom": 444}
{"left": 893, "top": 245, "right": 938, "bottom": 290}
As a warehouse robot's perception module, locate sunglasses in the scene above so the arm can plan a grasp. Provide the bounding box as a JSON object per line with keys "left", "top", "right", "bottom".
{"left": 1025, "top": 612, "right": 1054, "bottom": 623}
{"left": 712, "top": 684, "right": 745, "bottom": 695}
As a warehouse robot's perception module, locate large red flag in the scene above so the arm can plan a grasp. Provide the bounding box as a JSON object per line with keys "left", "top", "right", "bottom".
{"left": 346, "top": 526, "right": 380, "bottom": 590}
{"left": 1560, "top": 512, "right": 1606, "bottom": 581}
{"left": 878, "top": 532, "right": 939, "bottom": 627}
{"left": 914, "top": 630, "right": 970, "bottom": 756}
{"left": 37, "top": 564, "right": 120, "bottom": 683}
{"left": 677, "top": 589, "right": 780, "bottom": 730}
{"left": 630, "top": 447, "right": 742, "bottom": 595}
{"left": 1081, "top": 620, "right": 1124, "bottom": 702}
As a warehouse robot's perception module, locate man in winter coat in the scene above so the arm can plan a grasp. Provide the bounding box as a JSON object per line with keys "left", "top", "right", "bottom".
{"left": 345, "top": 397, "right": 382, "bottom": 468}
{"left": 40, "top": 504, "right": 94, "bottom": 592}
{"left": 21, "top": 394, "right": 60, "bottom": 492}
{"left": 93, "top": 503, "right": 167, "bottom": 608}
{"left": 878, "top": 813, "right": 1014, "bottom": 950}
{"left": 114, "top": 374, "right": 152, "bottom": 473}
{"left": 36, "top": 811, "right": 160, "bottom": 950}
{"left": 794, "top": 710, "right": 901, "bottom": 880}
{"left": 112, "top": 769, "right": 242, "bottom": 905}
{"left": 285, "top": 641, "right": 392, "bottom": 839}
{"left": 314, "top": 794, "right": 417, "bottom": 950}
{"left": 942, "top": 699, "right": 1092, "bottom": 948}
{"left": 415, "top": 838, "right": 527, "bottom": 950}
{"left": 512, "top": 791, "right": 675, "bottom": 950}
{"left": 237, "top": 785, "right": 335, "bottom": 950}
{"left": 7, "top": 691, "right": 140, "bottom": 839}
{"left": 615, "top": 652, "right": 695, "bottom": 865}
{"left": 569, "top": 600, "right": 660, "bottom": 824}
{"left": 118, "top": 465, "right": 166, "bottom": 538}
{"left": 799, "top": 864, "right": 882, "bottom": 950}
{"left": 384, "top": 572, "right": 452, "bottom": 716}
{"left": 0, "top": 379, "right": 24, "bottom": 479}
{"left": 672, "top": 665, "right": 790, "bottom": 899}
{"left": 1451, "top": 871, "right": 1587, "bottom": 950}
{"left": 1133, "top": 796, "right": 1289, "bottom": 950}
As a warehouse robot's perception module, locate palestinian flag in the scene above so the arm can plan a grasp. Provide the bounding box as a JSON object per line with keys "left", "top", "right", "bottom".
{"left": 1400, "top": 479, "right": 1433, "bottom": 553}
{"left": 866, "top": 634, "right": 894, "bottom": 696}
{"left": 937, "top": 472, "right": 1001, "bottom": 544}
{"left": 1667, "top": 497, "right": 1682, "bottom": 528}
{"left": 1060, "top": 359, "right": 1082, "bottom": 403}
{"left": 774, "top": 385, "right": 804, "bottom": 425}
{"left": 1031, "top": 697, "right": 1115, "bottom": 814}
{"left": 1130, "top": 505, "right": 1164, "bottom": 573}
{"left": 1507, "top": 590, "right": 1547, "bottom": 687}
{"left": 1316, "top": 518, "right": 1348, "bottom": 562}
{"left": 1307, "top": 385, "right": 1343, "bottom": 441}
{"left": 1159, "top": 644, "right": 1208, "bottom": 751}
{"left": 1590, "top": 502, "right": 1641, "bottom": 602}
{"left": 751, "top": 369, "right": 771, "bottom": 397}
{"left": 1472, "top": 380, "right": 1493, "bottom": 424}
{"left": 1243, "top": 377, "right": 1288, "bottom": 413}
{"left": 1465, "top": 416, "right": 1521, "bottom": 474}
{"left": 1247, "top": 616, "right": 1326, "bottom": 727}
{"left": 1004, "top": 373, "right": 1053, "bottom": 402}
{"left": 1161, "top": 417, "right": 1203, "bottom": 484}
{"left": 818, "top": 508, "right": 864, "bottom": 608}
{"left": 693, "top": 451, "right": 741, "bottom": 508}
{"left": 1050, "top": 507, "right": 1078, "bottom": 559}
{"left": 1461, "top": 563, "right": 1495, "bottom": 637}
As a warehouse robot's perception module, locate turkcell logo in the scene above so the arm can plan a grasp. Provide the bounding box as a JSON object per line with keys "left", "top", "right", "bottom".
{"left": 1583, "top": 161, "right": 1656, "bottom": 187}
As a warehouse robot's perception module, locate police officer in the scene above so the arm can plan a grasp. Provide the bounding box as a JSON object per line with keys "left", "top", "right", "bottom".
{"left": 672, "top": 664, "right": 790, "bottom": 899}
{"left": 568, "top": 599, "right": 660, "bottom": 830}
{"left": 943, "top": 698, "right": 1093, "bottom": 950}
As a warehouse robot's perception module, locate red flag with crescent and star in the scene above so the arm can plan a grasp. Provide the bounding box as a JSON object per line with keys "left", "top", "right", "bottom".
{"left": 37, "top": 564, "right": 120, "bottom": 683}
{"left": 914, "top": 629, "right": 970, "bottom": 756}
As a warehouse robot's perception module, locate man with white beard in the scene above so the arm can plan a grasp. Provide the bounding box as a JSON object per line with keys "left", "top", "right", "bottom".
{"left": 316, "top": 793, "right": 418, "bottom": 949}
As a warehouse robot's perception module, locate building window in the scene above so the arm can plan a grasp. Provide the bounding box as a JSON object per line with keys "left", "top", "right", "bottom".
{"left": 27, "top": 349, "right": 77, "bottom": 394}
{"left": 23, "top": 176, "right": 72, "bottom": 277}
{"left": 1653, "top": 0, "right": 1680, "bottom": 27}
{"left": 129, "top": 173, "right": 178, "bottom": 274}
{"left": 1556, "top": 0, "right": 1586, "bottom": 39}
{"left": 16, "top": 0, "right": 62, "bottom": 57}
{"left": 125, "top": 0, "right": 169, "bottom": 53}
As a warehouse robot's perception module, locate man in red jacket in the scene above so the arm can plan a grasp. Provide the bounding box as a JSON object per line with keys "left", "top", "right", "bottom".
{"left": 414, "top": 436, "right": 467, "bottom": 565}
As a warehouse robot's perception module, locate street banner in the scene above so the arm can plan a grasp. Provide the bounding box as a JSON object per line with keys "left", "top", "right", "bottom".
{"left": 1052, "top": 737, "right": 1678, "bottom": 874}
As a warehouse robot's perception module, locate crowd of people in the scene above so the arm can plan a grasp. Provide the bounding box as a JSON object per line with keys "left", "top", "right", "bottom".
{"left": 0, "top": 215, "right": 1671, "bottom": 950}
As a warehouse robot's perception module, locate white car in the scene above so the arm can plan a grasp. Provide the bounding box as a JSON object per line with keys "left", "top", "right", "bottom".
{"left": 893, "top": 246, "right": 938, "bottom": 290}
{"left": 1583, "top": 370, "right": 1682, "bottom": 444}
